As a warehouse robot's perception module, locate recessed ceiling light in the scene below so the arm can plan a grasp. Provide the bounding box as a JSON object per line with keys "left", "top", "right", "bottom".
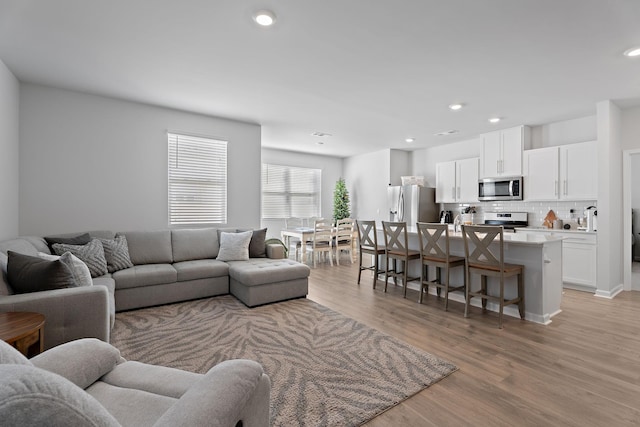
{"left": 488, "top": 117, "right": 501, "bottom": 123}
{"left": 624, "top": 47, "right": 640, "bottom": 57}
{"left": 253, "top": 10, "right": 276, "bottom": 26}
{"left": 405, "top": 138, "right": 415, "bottom": 143}
{"left": 449, "top": 103, "right": 464, "bottom": 111}
{"left": 311, "top": 132, "right": 332, "bottom": 137}
{"left": 434, "top": 130, "right": 459, "bottom": 136}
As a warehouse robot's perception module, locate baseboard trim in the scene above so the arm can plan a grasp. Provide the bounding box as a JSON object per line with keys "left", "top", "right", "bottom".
{"left": 595, "top": 284, "right": 624, "bottom": 299}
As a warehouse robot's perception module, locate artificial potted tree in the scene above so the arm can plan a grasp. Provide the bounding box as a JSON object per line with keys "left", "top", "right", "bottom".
{"left": 333, "top": 178, "right": 351, "bottom": 223}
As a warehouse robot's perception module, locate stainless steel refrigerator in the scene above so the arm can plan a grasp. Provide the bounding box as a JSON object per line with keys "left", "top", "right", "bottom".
{"left": 388, "top": 185, "right": 438, "bottom": 224}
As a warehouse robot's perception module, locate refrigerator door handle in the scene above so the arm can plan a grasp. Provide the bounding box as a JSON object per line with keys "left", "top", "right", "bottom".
{"left": 398, "top": 189, "right": 404, "bottom": 221}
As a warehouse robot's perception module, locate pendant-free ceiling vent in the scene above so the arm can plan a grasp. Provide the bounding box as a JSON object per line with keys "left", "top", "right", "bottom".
{"left": 434, "top": 130, "right": 459, "bottom": 136}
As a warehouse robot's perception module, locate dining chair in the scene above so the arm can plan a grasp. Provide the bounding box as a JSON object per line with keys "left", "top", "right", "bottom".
{"left": 305, "top": 218, "right": 334, "bottom": 267}
{"left": 355, "top": 220, "right": 385, "bottom": 288}
{"left": 334, "top": 218, "right": 354, "bottom": 265}
{"left": 416, "top": 222, "right": 466, "bottom": 310}
{"left": 382, "top": 221, "right": 421, "bottom": 298}
{"left": 461, "top": 224, "right": 525, "bottom": 328}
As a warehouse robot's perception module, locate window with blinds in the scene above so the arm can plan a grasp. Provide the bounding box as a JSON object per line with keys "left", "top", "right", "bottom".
{"left": 168, "top": 133, "right": 227, "bottom": 225}
{"left": 261, "top": 164, "right": 321, "bottom": 219}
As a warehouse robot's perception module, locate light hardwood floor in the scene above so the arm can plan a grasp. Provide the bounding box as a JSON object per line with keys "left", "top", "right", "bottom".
{"left": 306, "top": 258, "right": 640, "bottom": 426}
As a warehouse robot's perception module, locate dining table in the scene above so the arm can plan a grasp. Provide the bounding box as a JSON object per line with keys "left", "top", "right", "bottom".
{"left": 280, "top": 227, "right": 315, "bottom": 263}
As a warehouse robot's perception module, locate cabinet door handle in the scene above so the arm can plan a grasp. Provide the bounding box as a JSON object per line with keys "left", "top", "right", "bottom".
{"left": 497, "top": 159, "right": 500, "bottom": 174}
{"left": 564, "top": 180, "right": 568, "bottom": 195}
{"left": 452, "top": 187, "right": 455, "bottom": 200}
{"left": 457, "top": 186, "right": 460, "bottom": 199}
{"left": 555, "top": 180, "right": 558, "bottom": 196}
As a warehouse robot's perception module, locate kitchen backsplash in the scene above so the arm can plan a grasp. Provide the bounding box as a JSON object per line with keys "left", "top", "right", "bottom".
{"left": 442, "top": 200, "right": 597, "bottom": 227}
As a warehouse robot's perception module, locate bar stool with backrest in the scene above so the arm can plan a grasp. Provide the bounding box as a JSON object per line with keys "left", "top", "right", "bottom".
{"left": 382, "top": 221, "right": 421, "bottom": 298}
{"left": 356, "top": 220, "right": 386, "bottom": 288}
{"left": 305, "top": 218, "right": 334, "bottom": 268}
{"left": 334, "top": 218, "right": 355, "bottom": 265}
{"left": 416, "top": 222, "right": 466, "bottom": 310}
{"left": 461, "top": 224, "right": 525, "bottom": 328}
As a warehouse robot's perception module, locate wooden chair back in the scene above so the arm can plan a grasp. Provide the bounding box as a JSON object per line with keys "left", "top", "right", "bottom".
{"left": 335, "top": 218, "right": 354, "bottom": 244}
{"left": 382, "top": 221, "right": 409, "bottom": 255}
{"left": 461, "top": 224, "right": 504, "bottom": 270}
{"left": 416, "top": 222, "right": 450, "bottom": 261}
{"left": 356, "top": 220, "right": 378, "bottom": 251}
{"left": 312, "top": 219, "right": 333, "bottom": 247}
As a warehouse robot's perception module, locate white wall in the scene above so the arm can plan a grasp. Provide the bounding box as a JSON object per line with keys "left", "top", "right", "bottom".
{"left": 19, "top": 84, "right": 261, "bottom": 235}
{"left": 344, "top": 149, "right": 391, "bottom": 223}
{"left": 389, "top": 149, "right": 411, "bottom": 186}
{"left": 260, "top": 148, "right": 343, "bottom": 239}
{"left": 596, "top": 100, "right": 623, "bottom": 297}
{"left": 0, "top": 59, "right": 19, "bottom": 240}
{"left": 530, "top": 115, "right": 597, "bottom": 148}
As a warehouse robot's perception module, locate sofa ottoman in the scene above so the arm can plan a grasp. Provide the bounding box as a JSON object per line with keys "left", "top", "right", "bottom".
{"left": 227, "top": 259, "right": 310, "bottom": 307}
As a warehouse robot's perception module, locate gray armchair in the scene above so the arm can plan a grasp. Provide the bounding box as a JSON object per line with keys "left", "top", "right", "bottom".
{"left": 0, "top": 338, "right": 271, "bottom": 427}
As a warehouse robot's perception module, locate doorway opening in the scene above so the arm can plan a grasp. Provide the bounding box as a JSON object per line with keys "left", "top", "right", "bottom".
{"left": 623, "top": 149, "right": 640, "bottom": 291}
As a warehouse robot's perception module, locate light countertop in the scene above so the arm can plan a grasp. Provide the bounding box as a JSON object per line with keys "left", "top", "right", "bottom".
{"left": 514, "top": 227, "right": 597, "bottom": 235}
{"left": 381, "top": 226, "right": 564, "bottom": 246}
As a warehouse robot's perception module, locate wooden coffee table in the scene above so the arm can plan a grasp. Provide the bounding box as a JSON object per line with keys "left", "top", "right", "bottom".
{"left": 0, "top": 312, "right": 45, "bottom": 357}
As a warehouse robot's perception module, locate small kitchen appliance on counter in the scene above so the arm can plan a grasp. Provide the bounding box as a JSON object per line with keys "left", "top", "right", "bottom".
{"left": 483, "top": 212, "right": 528, "bottom": 231}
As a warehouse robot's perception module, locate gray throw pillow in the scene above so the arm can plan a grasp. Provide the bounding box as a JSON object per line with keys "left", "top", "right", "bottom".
{"left": 37, "top": 252, "right": 93, "bottom": 287}
{"left": 44, "top": 233, "right": 91, "bottom": 252}
{"left": 0, "top": 251, "right": 10, "bottom": 296}
{"left": 52, "top": 239, "right": 108, "bottom": 278}
{"left": 245, "top": 228, "right": 268, "bottom": 258}
{"left": 99, "top": 236, "right": 134, "bottom": 273}
{"left": 7, "top": 251, "right": 76, "bottom": 294}
{"left": 216, "top": 231, "right": 253, "bottom": 261}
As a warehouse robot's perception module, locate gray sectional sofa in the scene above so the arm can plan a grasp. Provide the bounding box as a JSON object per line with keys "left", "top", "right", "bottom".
{"left": 0, "top": 228, "right": 310, "bottom": 350}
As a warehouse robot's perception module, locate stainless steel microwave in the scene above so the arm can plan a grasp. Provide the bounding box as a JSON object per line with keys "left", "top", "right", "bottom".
{"left": 478, "top": 177, "right": 523, "bottom": 201}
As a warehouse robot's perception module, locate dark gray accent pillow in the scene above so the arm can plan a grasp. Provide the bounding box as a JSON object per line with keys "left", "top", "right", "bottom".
{"left": 44, "top": 233, "right": 91, "bottom": 252}
{"left": 99, "top": 236, "right": 134, "bottom": 273}
{"left": 7, "top": 251, "right": 76, "bottom": 294}
{"left": 52, "top": 239, "right": 108, "bottom": 278}
{"left": 249, "top": 228, "right": 268, "bottom": 258}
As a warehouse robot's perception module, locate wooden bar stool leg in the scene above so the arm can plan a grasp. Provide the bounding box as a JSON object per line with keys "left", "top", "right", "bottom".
{"left": 464, "top": 267, "right": 471, "bottom": 318}
{"left": 419, "top": 264, "right": 427, "bottom": 304}
{"left": 499, "top": 277, "right": 505, "bottom": 329}
{"left": 373, "top": 254, "right": 379, "bottom": 289}
{"left": 518, "top": 271, "right": 525, "bottom": 319}
{"left": 357, "top": 251, "right": 363, "bottom": 285}
{"left": 444, "top": 266, "right": 450, "bottom": 311}
{"left": 384, "top": 257, "right": 390, "bottom": 293}
{"left": 403, "top": 260, "right": 408, "bottom": 298}
{"left": 436, "top": 267, "right": 442, "bottom": 297}
{"left": 481, "top": 275, "right": 488, "bottom": 310}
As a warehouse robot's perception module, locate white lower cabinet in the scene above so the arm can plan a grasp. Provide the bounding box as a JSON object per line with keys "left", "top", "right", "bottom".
{"left": 515, "top": 229, "right": 597, "bottom": 292}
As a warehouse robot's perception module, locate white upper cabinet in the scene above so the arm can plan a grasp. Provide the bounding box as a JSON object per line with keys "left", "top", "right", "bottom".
{"left": 480, "top": 125, "right": 530, "bottom": 178}
{"left": 523, "top": 141, "right": 597, "bottom": 201}
{"left": 436, "top": 161, "right": 457, "bottom": 203}
{"left": 524, "top": 147, "right": 559, "bottom": 200}
{"left": 457, "top": 157, "right": 479, "bottom": 202}
{"left": 435, "top": 158, "right": 479, "bottom": 203}
{"left": 560, "top": 141, "right": 597, "bottom": 200}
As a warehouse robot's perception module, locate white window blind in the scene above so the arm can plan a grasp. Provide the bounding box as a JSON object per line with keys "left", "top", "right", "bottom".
{"left": 168, "top": 133, "right": 227, "bottom": 225}
{"left": 262, "top": 164, "right": 321, "bottom": 219}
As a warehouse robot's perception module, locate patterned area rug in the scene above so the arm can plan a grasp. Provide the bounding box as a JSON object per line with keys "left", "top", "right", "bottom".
{"left": 110, "top": 296, "right": 457, "bottom": 426}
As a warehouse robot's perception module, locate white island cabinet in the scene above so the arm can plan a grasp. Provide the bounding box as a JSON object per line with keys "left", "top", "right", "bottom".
{"left": 377, "top": 227, "right": 564, "bottom": 325}
{"left": 516, "top": 228, "right": 597, "bottom": 292}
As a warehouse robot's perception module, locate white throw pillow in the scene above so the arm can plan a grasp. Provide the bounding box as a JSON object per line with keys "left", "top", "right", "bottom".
{"left": 216, "top": 231, "right": 253, "bottom": 261}
{"left": 38, "top": 252, "right": 93, "bottom": 287}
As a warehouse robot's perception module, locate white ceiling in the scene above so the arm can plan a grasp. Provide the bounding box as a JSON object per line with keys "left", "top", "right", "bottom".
{"left": 1, "top": 0, "right": 640, "bottom": 158}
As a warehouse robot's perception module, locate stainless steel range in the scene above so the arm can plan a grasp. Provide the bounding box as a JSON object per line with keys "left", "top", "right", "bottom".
{"left": 483, "top": 212, "right": 528, "bottom": 231}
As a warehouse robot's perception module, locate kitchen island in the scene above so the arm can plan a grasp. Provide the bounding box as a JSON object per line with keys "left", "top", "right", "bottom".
{"left": 377, "top": 227, "right": 564, "bottom": 325}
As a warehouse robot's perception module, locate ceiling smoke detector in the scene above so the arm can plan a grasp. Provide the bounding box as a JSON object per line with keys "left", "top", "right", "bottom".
{"left": 311, "top": 132, "right": 332, "bottom": 137}
{"left": 434, "top": 130, "right": 459, "bottom": 136}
